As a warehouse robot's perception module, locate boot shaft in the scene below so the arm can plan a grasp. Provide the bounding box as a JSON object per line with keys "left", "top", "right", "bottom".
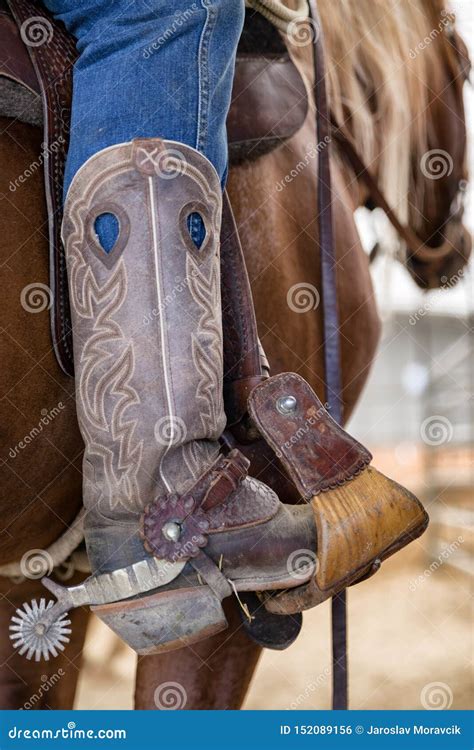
{"left": 62, "top": 139, "right": 226, "bottom": 519}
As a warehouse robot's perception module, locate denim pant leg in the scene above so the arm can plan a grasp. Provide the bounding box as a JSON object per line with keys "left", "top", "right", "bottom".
{"left": 42, "top": 0, "right": 245, "bottom": 198}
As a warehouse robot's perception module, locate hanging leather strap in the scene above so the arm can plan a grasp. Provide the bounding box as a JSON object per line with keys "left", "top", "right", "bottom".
{"left": 307, "top": 0, "right": 347, "bottom": 710}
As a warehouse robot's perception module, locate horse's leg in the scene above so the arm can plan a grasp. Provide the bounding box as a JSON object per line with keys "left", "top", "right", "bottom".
{"left": 0, "top": 576, "right": 89, "bottom": 709}
{"left": 134, "top": 599, "right": 261, "bottom": 709}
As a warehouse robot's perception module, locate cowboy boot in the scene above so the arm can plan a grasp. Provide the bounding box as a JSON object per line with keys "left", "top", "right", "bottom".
{"left": 61, "top": 138, "right": 320, "bottom": 654}
{"left": 61, "top": 139, "right": 428, "bottom": 656}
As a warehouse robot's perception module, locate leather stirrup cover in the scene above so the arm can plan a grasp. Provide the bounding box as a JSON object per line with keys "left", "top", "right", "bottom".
{"left": 248, "top": 373, "right": 429, "bottom": 610}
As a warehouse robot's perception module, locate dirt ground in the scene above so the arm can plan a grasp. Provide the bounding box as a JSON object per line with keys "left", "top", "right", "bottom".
{"left": 75, "top": 538, "right": 472, "bottom": 710}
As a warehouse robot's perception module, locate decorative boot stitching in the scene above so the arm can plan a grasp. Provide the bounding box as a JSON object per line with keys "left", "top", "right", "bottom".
{"left": 67, "top": 213, "right": 143, "bottom": 511}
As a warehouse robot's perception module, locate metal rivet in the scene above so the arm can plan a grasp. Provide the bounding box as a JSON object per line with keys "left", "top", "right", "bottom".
{"left": 276, "top": 395, "right": 297, "bottom": 415}
{"left": 162, "top": 521, "right": 181, "bottom": 542}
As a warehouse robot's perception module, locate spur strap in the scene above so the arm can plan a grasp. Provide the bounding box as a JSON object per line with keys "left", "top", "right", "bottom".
{"left": 307, "top": 0, "right": 347, "bottom": 710}
{"left": 140, "top": 449, "right": 276, "bottom": 606}
{"left": 140, "top": 449, "right": 279, "bottom": 563}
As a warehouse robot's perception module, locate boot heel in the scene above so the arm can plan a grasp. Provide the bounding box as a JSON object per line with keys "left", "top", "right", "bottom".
{"left": 92, "top": 586, "right": 228, "bottom": 655}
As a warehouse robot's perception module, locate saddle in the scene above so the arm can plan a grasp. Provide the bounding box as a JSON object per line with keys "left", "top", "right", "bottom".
{"left": 1, "top": 0, "right": 428, "bottom": 710}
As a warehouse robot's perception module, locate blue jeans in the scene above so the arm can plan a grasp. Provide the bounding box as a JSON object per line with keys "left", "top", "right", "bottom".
{"left": 43, "top": 0, "right": 244, "bottom": 198}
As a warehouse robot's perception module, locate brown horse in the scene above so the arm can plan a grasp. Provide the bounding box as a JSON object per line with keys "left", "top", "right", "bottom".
{"left": 0, "top": 0, "right": 469, "bottom": 709}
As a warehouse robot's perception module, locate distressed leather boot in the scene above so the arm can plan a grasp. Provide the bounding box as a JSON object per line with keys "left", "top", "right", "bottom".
{"left": 62, "top": 138, "right": 428, "bottom": 656}
{"left": 62, "top": 139, "right": 318, "bottom": 653}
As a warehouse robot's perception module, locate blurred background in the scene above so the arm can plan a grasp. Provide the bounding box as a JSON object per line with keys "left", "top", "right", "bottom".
{"left": 75, "top": 0, "right": 473, "bottom": 710}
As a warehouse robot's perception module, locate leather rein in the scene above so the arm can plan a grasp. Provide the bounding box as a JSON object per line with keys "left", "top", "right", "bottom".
{"left": 307, "top": 0, "right": 467, "bottom": 709}
{"left": 307, "top": 0, "right": 347, "bottom": 711}
{"left": 327, "top": 21, "right": 470, "bottom": 268}
{"left": 331, "top": 120, "right": 465, "bottom": 265}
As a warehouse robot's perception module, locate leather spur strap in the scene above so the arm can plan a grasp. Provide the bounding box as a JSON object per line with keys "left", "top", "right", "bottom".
{"left": 307, "top": 0, "right": 347, "bottom": 710}
{"left": 141, "top": 450, "right": 253, "bottom": 562}
{"left": 140, "top": 449, "right": 279, "bottom": 603}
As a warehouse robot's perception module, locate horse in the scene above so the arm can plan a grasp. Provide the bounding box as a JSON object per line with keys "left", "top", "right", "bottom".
{"left": 0, "top": 0, "right": 470, "bottom": 709}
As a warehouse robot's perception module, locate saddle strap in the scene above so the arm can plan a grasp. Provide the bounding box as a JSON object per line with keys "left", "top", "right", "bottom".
{"left": 307, "top": 0, "right": 347, "bottom": 710}
{"left": 221, "top": 193, "right": 267, "bottom": 425}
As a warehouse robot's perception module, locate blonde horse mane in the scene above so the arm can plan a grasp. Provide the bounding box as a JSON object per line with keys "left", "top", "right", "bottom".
{"left": 317, "top": 0, "right": 457, "bottom": 225}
